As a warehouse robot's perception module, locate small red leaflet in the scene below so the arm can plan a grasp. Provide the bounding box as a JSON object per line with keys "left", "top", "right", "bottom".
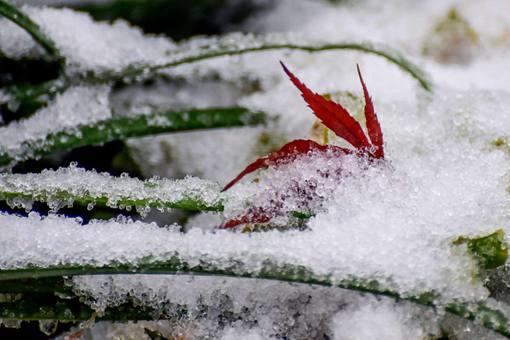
{"left": 220, "top": 62, "right": 385, "bottom": 228}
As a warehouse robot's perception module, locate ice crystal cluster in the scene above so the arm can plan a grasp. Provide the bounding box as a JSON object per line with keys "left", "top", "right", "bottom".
{"left": 2, "top": 0, "right": 510, "bottom": 339}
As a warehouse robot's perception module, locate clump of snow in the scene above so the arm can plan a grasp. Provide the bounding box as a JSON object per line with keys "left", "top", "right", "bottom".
{"left": 115, "top": 79, "right": 272, "bottom": 182}
{"left": 330, "top": 297, "right": 433, "bottom": 340}
{"left": 0, "top": 6, "right": 176, "bottom": 75}
{"left": 0, "top": 151, "right": 496, "bottom": 303}
{"left": 72, "top": 275, "right": 351, "bottom": 338}
{"left": 2, "top": 85, "right": 510, "bottom": 310}
{"left": 0, "top": 165, "right": 222, "bottom": 213}
{"left": 0, "top": 85, "right": 111, "bottom": 162}
{"left": 221, "top": 328, "right": 265, "bottom": 340}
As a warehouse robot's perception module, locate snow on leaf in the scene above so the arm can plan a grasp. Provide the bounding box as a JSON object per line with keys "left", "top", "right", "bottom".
{"left": 221, "top": 63, "right": 386, "bottom": 228}
{"left": 222, "top": 139, "right": 350, "bottom": 191}
{"left": 0, "top": 166, "right": 224, "bottom": 214}
{"left": 0, "top": 104, "right": 267, "bottom": 168}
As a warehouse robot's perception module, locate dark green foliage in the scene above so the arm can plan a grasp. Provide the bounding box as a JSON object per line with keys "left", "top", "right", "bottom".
{"left": 454, "top": 229, "right": 509, "bottom": 270}
{"left": 70, "top": 0, "right": 272, "bottom": 39}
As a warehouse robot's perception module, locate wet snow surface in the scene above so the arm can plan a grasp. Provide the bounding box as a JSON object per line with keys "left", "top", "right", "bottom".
{"left": 2, "top": 0, "right": 510, "bottom": 338}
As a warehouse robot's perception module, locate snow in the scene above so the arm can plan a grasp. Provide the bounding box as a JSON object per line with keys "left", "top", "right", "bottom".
{"left": 72, "top": 275, "right": 350, "bottom": 338}
{"left": 115, "top": 80, "right": 266, "bottom": 182}
{"left": 0, "top": 85, "right": 111, "bottom": 163}
{"left": 330, "top": 297, "right": 432, "bottom": 340}
{"left": 0, "top": 6, "right": 176, "bottom": 75}
{"left": 0, "top": 165, "right": 222, "bottom": 213}
{"left": 2, "top": 0, "right": 510, "bottom": 338}
{"left": 0, "top": 162, "right": 495, "bottom": 301}
{"left": 69, "top": 275, "right": 377, "bottom": 339}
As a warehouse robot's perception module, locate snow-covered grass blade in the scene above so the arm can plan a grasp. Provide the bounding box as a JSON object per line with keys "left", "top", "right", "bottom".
{"left": 0, "top": 239, "right": 509, "bottom": 337}
{"left": 2, "top": 28, "right": 433, "bottom": 116}
{"left": 0, "top": 166, "right": 224, "bottom": 213}
{"left": 0, "top": 106, "right": 267, "bottom": 167}
{"left": 0, "top": 0, "right": 61, "bottom": 60}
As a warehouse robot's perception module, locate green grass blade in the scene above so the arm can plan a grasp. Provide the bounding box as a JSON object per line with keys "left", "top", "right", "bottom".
{"left": 145, "top": 37, "right": 432, "bottom": 92}
{"left": 88, "top": 34, "right": 432, "bottom": 91}
{"left": 0, "top": 107, "right": 267, "bottom": 167}
{"left": 0, "top": 167, "right": 224, "bottom": 212}
{"left": 4, "top": 34, "right": 432, "bottom": 116}
{"left": 0, "top": 0, "right": 61, "bottom": 60}
{"left": 0, "top": 261, "right": 508, "bottom": 337}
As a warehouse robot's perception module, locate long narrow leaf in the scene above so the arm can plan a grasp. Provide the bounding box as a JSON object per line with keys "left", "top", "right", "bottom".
{"left": 137, "top": 35, "right": 433, "bottom": 92}
{"left": 0, "top": 260, "right": 508, "bottom": 337}
{"left": 0, "top": 166, "right": 224, "bottom": 212}
{"left": 0, "top": 0, "right": 61, "bottom": 59}
{"left": 0, "top": 107, "right": 267, "bottom": 167}
{"left": 4, "top": 35, "right": 432, "bottom": 116}
{"left": 0, "top": 169, "right": 316, "bottom": 218}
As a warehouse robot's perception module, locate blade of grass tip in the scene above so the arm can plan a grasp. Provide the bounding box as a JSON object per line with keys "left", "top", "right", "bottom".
{"left": 0, "top": 0, "right": 62, "bottom": 61}
{"left": 0, "top": 262, "right": 508, "bottom": 337}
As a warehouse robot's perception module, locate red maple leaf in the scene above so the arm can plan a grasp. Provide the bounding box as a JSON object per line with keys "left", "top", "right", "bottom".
{"left": 221, "top": 62, "right": 384, "bottom": 228}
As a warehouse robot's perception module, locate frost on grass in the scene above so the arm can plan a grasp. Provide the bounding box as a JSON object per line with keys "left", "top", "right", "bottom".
{"left": 0, "top": 165, "right": 222, "bottom": 213}
{"left": 0, "top": 4, "right": 427, "bottom": 86}
{"left": 2, "top": 88, "right": 510, "bottom": 304}
{"left": 118, "top": 80, "right": 271, "bottom": 182}
{"left": 71, "top": 277, "right": 450, "bottom": 339}
{"left": 72, "top": 276, "right": 353, "bottom": 339}
{"left": 0, "top": 6, "right": 175, "bottom": 74}
{"left": 0, "top": 141, "right": 501, "bottom": 302}
{"left": 0, "top": 85, "right": 111, "bottom": 163}
{"left": 3, "top": 90, "right": 510, "bottom": 336}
